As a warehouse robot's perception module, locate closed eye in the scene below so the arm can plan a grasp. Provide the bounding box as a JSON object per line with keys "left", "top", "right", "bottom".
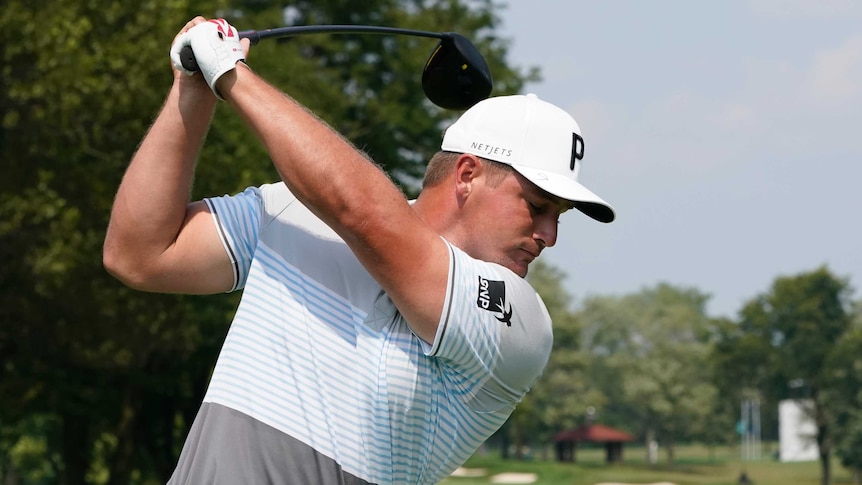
{"left": 528, "top": 199, "right": 565, "bottom": 224}
{"left": 528, "top": 200, "right": 547, "bottom": 215}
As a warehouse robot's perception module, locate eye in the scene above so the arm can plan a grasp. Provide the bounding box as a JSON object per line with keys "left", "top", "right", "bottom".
{"left": 528, "top": 200, "right": 544, "bottom": 214}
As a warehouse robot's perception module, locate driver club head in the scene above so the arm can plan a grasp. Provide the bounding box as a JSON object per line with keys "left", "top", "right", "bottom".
{"left": 422, "top": 33, "right": 493, "bottom": 110}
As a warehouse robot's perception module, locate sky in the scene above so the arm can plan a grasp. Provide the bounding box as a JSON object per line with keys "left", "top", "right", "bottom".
{"left": 498, "top": 0, "right": 862, "bottom": 318}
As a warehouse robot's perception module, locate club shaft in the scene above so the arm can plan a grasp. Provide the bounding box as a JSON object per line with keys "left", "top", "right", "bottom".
{"left": 238, "top": 25, "right": 446, "bottom": 45}
{"left": 179, "top": 25, "right": 444, "bottom": 71}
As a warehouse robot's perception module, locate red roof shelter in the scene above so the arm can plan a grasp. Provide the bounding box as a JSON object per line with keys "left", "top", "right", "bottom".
{"left": 553, "top": 424, "right": 635, "bottom": 463}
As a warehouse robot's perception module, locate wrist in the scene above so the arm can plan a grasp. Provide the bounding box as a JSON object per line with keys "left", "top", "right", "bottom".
{"left": 215, "top": 61, "right": 250, "bottom": 101}
{"left": 171, "top": 75, "right": 219, "bottom": 112}
{"left": 174, "top": 70, "right": 214, "bottom": 94}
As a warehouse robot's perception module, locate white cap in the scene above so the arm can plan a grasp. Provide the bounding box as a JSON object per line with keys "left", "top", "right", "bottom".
{"left": 441, "top": 94, "right": 615, "bottom": 223}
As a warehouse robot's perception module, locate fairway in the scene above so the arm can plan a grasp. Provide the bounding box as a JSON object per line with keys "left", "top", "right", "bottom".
{"left": 439, "top": 443, "right": 852, "bottom": 485}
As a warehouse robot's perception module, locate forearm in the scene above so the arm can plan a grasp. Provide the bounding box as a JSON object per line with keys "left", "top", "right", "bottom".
{"left": 104, "top": 78, "right": 218, "bottom": 277}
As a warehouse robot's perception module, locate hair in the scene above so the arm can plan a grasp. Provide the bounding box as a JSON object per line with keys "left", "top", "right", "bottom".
{"left": 423, "top": 151, "right": 514, "bottom": 189}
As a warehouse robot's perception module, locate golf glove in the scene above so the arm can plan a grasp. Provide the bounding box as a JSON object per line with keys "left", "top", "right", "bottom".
{"left": 170, "top": 19, "right": 245, "bottom": 100}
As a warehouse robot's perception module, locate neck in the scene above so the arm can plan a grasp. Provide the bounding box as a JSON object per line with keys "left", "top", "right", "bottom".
{"left": 413, "top": 185, "right": 461, "bottom": 243}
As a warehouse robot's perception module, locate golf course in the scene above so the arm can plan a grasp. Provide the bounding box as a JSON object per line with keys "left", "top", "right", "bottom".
{"left": 440, "top": 443, "right": 853, "bottom": 485}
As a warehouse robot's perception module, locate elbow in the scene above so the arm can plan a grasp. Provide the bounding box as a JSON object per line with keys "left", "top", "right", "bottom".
{"left": 102, "top": 241, "right": 152, "bottom": 291}
{"left": 103, "top": 250, "right": 129, "bottom": 286}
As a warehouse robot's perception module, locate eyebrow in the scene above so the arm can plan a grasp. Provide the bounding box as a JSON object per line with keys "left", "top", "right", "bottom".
{"left": 534, "top": 186, "right": 575, "bottom": 212}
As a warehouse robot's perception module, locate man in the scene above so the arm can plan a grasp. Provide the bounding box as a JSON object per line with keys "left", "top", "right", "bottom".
{"left": 103, "top": 17, "right": 614, "bottom": 484}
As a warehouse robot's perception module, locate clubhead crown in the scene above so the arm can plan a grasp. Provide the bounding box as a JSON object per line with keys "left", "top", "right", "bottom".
{"left": 422, "top": 33, "right": 493, "bottom": 110}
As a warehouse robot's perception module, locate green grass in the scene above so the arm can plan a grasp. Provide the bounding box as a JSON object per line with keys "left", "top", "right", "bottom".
{"left": 438, "top": 444, "right": 855, "bottom": 485}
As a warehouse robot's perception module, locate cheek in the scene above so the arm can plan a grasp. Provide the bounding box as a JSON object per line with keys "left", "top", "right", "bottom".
{"left": 504, "top": 201, "right": 533, "bottom": 229}
{"left": 491, "top": 205, "right": 534, "bottom": 241}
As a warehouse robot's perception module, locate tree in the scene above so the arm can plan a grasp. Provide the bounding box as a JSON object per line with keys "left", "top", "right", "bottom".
{"left": 2, "top": 1, "right": 238, "bottom": 482}
{"left": 824, "top": 301, "right": 862, "bottom": 483}
{"left": 578, "top": 283, "right": 722, "bottom": 465}
{"left": 0, "top": 0, "right": 535, "bottom": 482}
{"left": 713, "top": 266, "right": 854, "bottom": 485}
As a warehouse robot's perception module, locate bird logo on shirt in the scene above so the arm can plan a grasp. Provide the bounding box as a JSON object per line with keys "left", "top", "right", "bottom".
{"left": 477, "top": 277, "right": 513, "bottom": 326}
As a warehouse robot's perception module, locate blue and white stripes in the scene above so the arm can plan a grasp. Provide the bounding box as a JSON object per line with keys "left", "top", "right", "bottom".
{"left": 204, "top": 186, "right": 262, "bottom": 291}
{"left": 198, "top": 182, "right": 553, "bottom": 484}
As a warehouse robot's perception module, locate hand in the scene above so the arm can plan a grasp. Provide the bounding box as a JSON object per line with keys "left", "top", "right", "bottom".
{"left": 169, "top": 18, "right": 246, "bottom": 100}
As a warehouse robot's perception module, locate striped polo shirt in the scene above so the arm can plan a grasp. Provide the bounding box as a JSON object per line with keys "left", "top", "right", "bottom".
{"left": 168, "top": 182, "right": 553, "bottom": 485}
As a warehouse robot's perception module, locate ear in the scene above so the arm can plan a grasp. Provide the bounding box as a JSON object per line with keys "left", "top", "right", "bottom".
{"left": 454, "top": 154, "right": 481, "bottom": 200}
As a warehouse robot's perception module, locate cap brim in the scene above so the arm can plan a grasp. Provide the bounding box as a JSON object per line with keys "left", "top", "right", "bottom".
{"left": 510, "top": 163, "right": 616, "bottom": 223}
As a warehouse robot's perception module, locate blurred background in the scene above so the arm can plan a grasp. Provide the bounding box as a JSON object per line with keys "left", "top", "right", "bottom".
{"left": 1, "top": 1, "right": 860, "bottom": 484}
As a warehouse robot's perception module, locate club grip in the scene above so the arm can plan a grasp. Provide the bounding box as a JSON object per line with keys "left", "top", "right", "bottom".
{"left": 179, "top": 45, "right": 200, "bottom": 72}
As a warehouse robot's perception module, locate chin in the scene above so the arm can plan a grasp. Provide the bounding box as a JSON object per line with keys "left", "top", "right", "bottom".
{"left": 493, "top": 254, "right": 528, "bottom": 278}
{"left": 510, "top": 262, "right": 529, "bottom": 278}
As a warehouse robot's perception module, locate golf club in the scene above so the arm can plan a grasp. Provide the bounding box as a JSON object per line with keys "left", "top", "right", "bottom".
{"left": 179, "top": 24, "right": 493, "bottom": 110}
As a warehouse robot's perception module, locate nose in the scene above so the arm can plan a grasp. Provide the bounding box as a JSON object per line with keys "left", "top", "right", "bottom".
{"left": 533, "top": 214, "right": 559, "bottom": 249}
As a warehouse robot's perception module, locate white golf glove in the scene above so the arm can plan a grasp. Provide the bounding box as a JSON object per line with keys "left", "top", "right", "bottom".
{"left": 170, "top": 19, "right": 245, "bottom": 99}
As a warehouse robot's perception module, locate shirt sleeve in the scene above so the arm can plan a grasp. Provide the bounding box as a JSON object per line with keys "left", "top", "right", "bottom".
{"left": 426, "top": 241, "right": 554, "bottom": 413}
{"left": 203, "top": 186, "right": 264, "bottom": 292}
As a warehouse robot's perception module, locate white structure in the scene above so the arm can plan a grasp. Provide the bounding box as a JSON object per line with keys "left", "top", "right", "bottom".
{"left": 779, "top": 399, "right": 819, "bottom": 462}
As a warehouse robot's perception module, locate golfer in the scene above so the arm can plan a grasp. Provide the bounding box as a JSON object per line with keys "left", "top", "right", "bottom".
{"left": 104, "top": 17, "right": 615, "bottom": 484}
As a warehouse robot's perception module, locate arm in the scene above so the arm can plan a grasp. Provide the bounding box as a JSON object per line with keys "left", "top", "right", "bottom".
{"left": 217, "top": 62, "right": 450, "bottom": 342}
{"left": 103, "top": 20, "right": 237, "bottom": 294}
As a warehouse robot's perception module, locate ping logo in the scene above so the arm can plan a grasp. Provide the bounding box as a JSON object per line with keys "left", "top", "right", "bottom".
{"left": 477, "top": 276, "right": 513, "bottom": 326}
{"left": 570, "top": 132, "right": 584, "bottom": 171}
